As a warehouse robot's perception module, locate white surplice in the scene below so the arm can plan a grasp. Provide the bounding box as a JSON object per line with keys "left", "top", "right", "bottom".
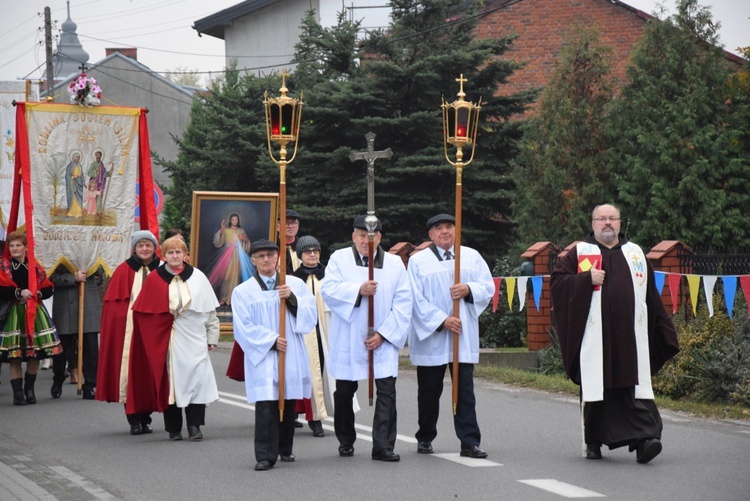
{"left": 321, "top": 246, "right": 412, "bottom": 381}
{"left": 407, "top": 245, "right": 494, "bottom": 366}
{"left": 231, "top": 274, "right": 316, "bottom": 403}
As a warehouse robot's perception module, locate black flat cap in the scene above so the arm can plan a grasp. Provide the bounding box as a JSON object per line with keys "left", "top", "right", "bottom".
{"left": 250, "top": 239, "right": 280, "bottom": 255}
{"left": 286, "top": 209, "right": 301, "bottom": 221}
{"left": 353, "top": 214, "right": 382, "bottom": 232}
{"left": 426, "top": 213, "right": 455, "bottom": 230}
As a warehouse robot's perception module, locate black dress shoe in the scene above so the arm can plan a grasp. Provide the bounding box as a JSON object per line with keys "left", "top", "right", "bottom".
{"left": 417, "top": 442, "right": 433, "bottom": 454}
{"left": 372, "top": 449, "right": 400, "bottom": 462}
{"left": 141, "top": 423, "right": 153, "bottom": 434}
{"left": 460, "top": 445, "right": 488, "bottom": 459}
{"left": 254, "top": 459, "right": 273, "bottom": 471}
{"left": 308, "top": 420, "right": 325, "bottom": 437}
{"left": 279, "top": 454, "right": 295, "bottom": 462}
{"left": 294, "top": 419, "right": 303, "bottom": 428}
{"left": 82, "top": 388, "right": 96, "bottom": 400}
{"left": 169, "top": 432, "right": 183, "bottom": 441}
{"left": 188, "top": 425, "right": 203, "bottom": 440}
{"left": 586, "top": 443, "right": 602, "bottom": 460}
{"left": 338, "top": 445, "right": 354, "bottom": 457}
{"left": 130, "top": 424, "right": 143, "bottom": 436}
{"left": 51, "top": 380, "right": 63, "bottom": 399}
{"left": 636, "top": 439, "right": 662, "bottom": 464}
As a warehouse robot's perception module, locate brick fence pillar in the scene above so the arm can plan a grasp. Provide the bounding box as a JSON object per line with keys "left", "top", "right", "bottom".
{"left": 646, "top": 240, "right": 693, "bottom": 314}
{"left": 521, "top": 242, "right": 561, "bottom": 351}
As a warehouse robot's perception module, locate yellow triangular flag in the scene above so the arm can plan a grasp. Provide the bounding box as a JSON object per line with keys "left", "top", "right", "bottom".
{"left": 687, "top": 275, "right": 701, "bottom": 315}
{"left": 506, "top": 277, "right": 516, "bottom": 310}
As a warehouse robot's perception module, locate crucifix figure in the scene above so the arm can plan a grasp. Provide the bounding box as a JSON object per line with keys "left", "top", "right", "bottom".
{"left": 349, "top": 131, "right": 393, "bottom": 405}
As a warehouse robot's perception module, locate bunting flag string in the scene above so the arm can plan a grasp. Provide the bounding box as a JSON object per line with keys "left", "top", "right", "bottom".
{"left": 485, "top": 272, "right": 750, "bottom": 318}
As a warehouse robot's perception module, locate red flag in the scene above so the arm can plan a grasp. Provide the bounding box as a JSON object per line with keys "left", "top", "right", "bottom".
{"left": 492, "top": 277, "right": 502, "bottom": 312}
{"left": 667, "top": 273, "right": 682, "bottom": 314}
{"left": 740, "top": 276, "right": 750, "bottom": 316}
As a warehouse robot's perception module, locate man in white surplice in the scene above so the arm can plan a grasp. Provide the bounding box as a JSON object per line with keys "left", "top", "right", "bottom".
{"left": 231, "top": 239, "right": 317, "bottom": 472}
{"left": 408, "top": 214, "right": 494, "bottom": 459}
{"left": 321, "top": 215, "right": 412, "bottom": 462}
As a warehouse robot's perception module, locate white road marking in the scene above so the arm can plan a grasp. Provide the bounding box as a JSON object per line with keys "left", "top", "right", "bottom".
{"left": 50, "top": 466, "right": 117, "bottom": 500}
{"left": 218, "top": 391, "right": 417, "bottom": 444}
{"left": 519, "top": 479, "right": 606, "bottom": 498}
{"left": 432, "top": 453, "right": 502, "bottom": 467}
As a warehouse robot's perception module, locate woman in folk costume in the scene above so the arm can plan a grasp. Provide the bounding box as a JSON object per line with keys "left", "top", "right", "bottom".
{"left": 205, "top": 213, "right": 254, "bottom": 306}
{"left": 96, "top": 230, "right": 161, "bottom": 435}
{"left": 126, "top": 236, "right": 220, "bottom": 441}
{"left": 0, "top": 231, "right": 62, "bottom": 405}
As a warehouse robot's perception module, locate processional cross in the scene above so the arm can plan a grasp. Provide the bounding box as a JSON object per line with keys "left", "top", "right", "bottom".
{"left": 349, "top": 132, "right": 393, "bottom": 405}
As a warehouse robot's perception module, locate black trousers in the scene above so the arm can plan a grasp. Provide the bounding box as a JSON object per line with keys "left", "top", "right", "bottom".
{"left": 254, "top": 400, "right": 296, "bottom": 463}
{"left": 334, "top": 377, "right": 397, "bottom": 453}
{"left": 163, "top": 404, "right": 205, "bottom": 433}
{"left": 52, "top": 332, "right": 99, "bottom": 389}
{"left": 416, "top": 363, "right": 481, "bottom": 448}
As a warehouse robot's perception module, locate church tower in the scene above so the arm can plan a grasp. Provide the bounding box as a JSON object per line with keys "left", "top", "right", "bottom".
{"left": 54, "top": 1, "right": 90, "bottom": 79}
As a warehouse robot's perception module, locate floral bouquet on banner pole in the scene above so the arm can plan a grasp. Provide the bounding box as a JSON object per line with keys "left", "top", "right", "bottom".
{"left": 68, "top": 73, "right": 102, "bottom": 107}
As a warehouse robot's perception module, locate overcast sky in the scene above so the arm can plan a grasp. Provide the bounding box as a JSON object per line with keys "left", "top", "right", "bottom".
{"left": 0, "top": 0, "right": 747, "bottom": 84}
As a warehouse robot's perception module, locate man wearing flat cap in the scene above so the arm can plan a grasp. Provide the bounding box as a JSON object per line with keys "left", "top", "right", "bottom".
{"left": 321, "top": 215, "right": 412, "bottom": 462}
{"left": 407, "top": 214, "right": 494, "bottom": 459}
{"left": 231, "top": 239, "right": 317, "bottom": 471}
{"left": 279, "top": 209, "right": 302, "bottom": 272}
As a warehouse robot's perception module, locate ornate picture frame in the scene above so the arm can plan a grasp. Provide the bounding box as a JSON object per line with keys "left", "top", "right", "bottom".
{"left": 190, "top": 191, "right": 279, "bottom": 332}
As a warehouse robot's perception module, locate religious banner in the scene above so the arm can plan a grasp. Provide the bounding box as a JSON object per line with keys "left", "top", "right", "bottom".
{"left": 8, "top": 102, "right": 159, "bottom": 276}
{"left": 0, "top": 81, "right": 37, "bottom": 239}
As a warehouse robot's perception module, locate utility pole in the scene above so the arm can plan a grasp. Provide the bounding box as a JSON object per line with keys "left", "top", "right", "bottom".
{"left": 44, "top": 7, "right": 54, "bottom": 100}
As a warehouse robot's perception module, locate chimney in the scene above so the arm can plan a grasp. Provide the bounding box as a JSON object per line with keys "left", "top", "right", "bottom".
{"left": 105, "top": 48, "right": 137, "bottom": 60}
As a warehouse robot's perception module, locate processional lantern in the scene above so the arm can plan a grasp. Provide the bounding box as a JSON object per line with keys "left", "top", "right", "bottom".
{"left": 263, "top": 71, "right": 303, "bottom": 419}
{"left": 440, "top": 74, "right": 481, "bottom": 415}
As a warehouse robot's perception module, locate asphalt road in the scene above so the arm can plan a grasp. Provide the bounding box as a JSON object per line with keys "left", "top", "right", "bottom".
{"left": 1, "top": 344, "right": 749, "bottom": 500}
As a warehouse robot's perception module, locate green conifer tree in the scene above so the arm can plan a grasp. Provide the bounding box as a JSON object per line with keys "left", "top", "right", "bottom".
{"left": 607, "top": 0, "right": 750, "bottom": 250}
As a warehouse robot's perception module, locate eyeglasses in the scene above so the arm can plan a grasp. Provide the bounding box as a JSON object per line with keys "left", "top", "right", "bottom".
{"left": 593, "top": 217, "right": 621, "bottom": 223}
{"left": 254, "top": 252, "right": 277, "bottom": 260}
{"left": 286, "top": 221, "right": 299, "bottom": 226}
{"left": 302, "top": 249, "right": 320, "bottom": 255}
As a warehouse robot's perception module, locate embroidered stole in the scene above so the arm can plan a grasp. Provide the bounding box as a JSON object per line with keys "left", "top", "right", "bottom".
{"left": 577, "top": 241, "right": 653, "bottom": 402}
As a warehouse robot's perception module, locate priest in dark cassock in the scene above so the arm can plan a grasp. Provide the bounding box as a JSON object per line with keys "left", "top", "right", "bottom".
{"left": 231, "top": 239, "right": 317, "bottom": 471}
{"left": 96, "top": 230, "right": 161, "bottom": 435}
{"left": 321, "top": 215, "right": 412, "bottom": 462}
{"left": 126, "top": 236, "right": 220, "bottom": 441}
{"left": 550, "top": 203, "right": 679, "bottom": 464}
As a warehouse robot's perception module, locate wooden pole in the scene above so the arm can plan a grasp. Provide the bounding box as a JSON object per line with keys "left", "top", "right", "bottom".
{"left": 452, "top": 164, "right": 463, "bottom": 415}
{"left": 278, "top": 161, "right": 287, "bottom": 420}
{"left": 77, "top": 281, "right": 84, "bottom": 395}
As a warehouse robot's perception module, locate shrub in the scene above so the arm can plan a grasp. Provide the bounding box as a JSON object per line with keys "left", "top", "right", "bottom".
{"left": 478, "top": 257, "right": 527, "bottom": 348}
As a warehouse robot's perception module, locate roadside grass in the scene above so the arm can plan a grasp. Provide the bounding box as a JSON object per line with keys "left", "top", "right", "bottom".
{"left": 221, "top": 333, "right": 750, "bottom": 422}
{"left": 399, "top": 359, "right": 750, "bottom": 421}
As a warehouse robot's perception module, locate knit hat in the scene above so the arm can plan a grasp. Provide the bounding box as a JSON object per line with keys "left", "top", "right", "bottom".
{"left": 131, "top": 230, "right": 158, "bottom": 250}
{"left": 296, "top": 235, "right": 321, "bottom": 258}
